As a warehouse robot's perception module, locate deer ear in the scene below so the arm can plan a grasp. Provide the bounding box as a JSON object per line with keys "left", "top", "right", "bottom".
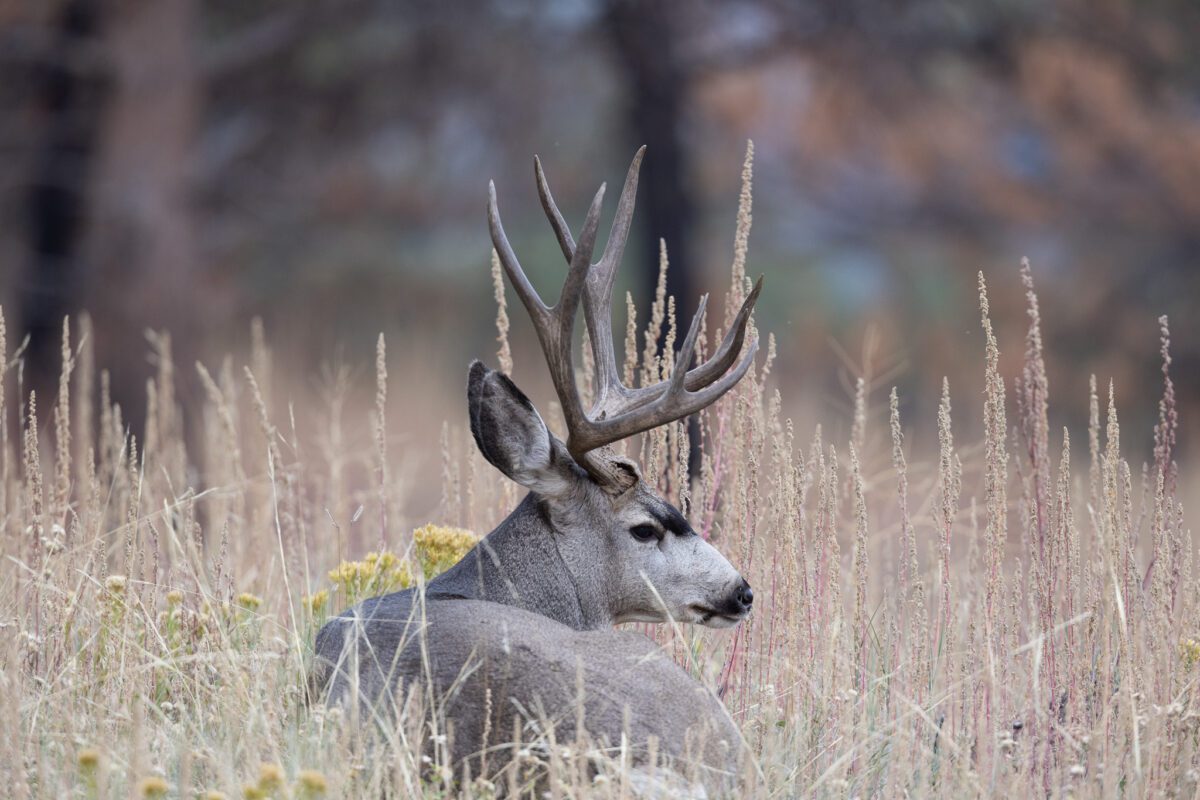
{"left": 467, "top": 361, "right": 573, "bottom": 497}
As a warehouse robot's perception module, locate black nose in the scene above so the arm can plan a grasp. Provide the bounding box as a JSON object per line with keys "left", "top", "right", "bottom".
{"left": 735, "top": 579, "right": 754, "bottom": 610}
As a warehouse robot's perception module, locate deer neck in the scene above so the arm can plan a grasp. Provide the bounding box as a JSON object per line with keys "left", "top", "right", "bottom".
{"left": 426, "top": 493, "right": 612, "bottom": 631}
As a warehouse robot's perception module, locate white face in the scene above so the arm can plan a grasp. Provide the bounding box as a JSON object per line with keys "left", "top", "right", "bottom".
{"left": 586, "top": 481, "right": 753, "bottom": 628}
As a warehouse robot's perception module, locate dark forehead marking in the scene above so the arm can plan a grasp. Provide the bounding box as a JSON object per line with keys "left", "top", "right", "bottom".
{"left": 649, "top": 503, "right": 692, "bottom": 536}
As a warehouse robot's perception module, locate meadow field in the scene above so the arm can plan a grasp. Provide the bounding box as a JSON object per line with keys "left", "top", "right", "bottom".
{"left": 3, "top": 158, "right": 1198, "bottom": 798}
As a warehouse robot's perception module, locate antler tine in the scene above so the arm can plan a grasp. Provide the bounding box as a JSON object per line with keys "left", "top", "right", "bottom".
{"left": 613, "top": 272, "right": 764, "bottom": 410}
{"left": 556, "top": 184, "right": 604, "bottom": 318}
{"left": 546, "top": 182, "right": 606, "bottom": 435}
{"left": 490, "top": 175, "right": 605, "bottom": 439}
{"left": 536, "top": 148, "right": 647, "bottom": 411}
{"left": 587, "top": 146, "right": 645, "bottom": 408}
{"left": 681, "top": 273, "right": 763, "bottom": 389}
{"left": 668, "top": 294, "right": 708, "bottom": 395}
{"left": 488, "top": 181, "right": 549, "bottom": 321}
{"left": 534, "top": 156, "right": 575, "bottom": 263}
{"left": 535, "top": 146, "right": 644, "bottom": 286}
{"left": 593, "top": 145, "right": 645, "bottom": 298}
{"left": 569, "top": 310, "right": 759, "bottom": 455}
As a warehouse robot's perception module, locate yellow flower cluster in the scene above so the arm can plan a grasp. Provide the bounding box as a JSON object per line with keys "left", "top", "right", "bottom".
{"left": 297, "top": 769, "right": 328, "bottom": 797}
{"left": 243, "top": 762, "right": 283, "bottom": 799}
{"left": 236, "top": 593, "right": 263, "bottom": 611}
{"left": 320, "top": 524, "right": 477, "bottom": 608}
{"left": 1182, "top": 638, "right": 1200, "bottom": 670}
{"left": 100, "top": 576, "right": 128, "bottom": 632}
{"left": 413, "top": 523, "right": 478, "bottom": 577}
{"left": 328, "top": 550, "right": 412, "bottom": 604}
{"left": 137, "top": 776, "right": 170, "bottom": 798}
{"left": 303, "top": 589, "right": 329, "bottom": 616}
{"left": 257, "top": 763, "right": 284, "bottom": 791}
{"left": 77, "top": 748, "right": 101, "bottom": 770}
{"left": 239, "top": 764, "right": 326, "bottom": 799}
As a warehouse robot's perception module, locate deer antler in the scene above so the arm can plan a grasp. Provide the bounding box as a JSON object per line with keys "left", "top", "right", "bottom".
{"left": 488, "top": 149, "right": 762, "bottom": 485}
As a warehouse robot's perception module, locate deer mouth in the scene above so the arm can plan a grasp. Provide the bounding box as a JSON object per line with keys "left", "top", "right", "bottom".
{"left": 688, "top": 604, "right": 746, "bottom": 628}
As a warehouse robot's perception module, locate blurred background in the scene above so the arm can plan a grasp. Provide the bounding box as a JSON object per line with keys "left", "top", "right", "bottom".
{"left": 2, "top": 0, "right": 1197, "bottom": 497}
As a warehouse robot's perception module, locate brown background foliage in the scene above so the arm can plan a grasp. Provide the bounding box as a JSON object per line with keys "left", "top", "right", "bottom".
{"left": 2, "top": 0, "right": 1197, "bottom": 501}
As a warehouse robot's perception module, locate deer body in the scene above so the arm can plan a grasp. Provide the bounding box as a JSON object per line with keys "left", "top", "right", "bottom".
{"left": 313, "top": 594, "right": 739, "bottom": 791}
{"left": 311, "top": 150, "right": 762, "bottom": 794}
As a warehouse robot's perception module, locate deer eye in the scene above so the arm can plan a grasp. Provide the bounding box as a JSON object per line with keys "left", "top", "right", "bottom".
{"left": 629, "top": 524, "right": 659, "bottom": 542}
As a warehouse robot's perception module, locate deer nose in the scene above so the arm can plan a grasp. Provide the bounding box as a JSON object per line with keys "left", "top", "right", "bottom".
{"left": 735, "top": 579, "right": 754, "bottom": 610}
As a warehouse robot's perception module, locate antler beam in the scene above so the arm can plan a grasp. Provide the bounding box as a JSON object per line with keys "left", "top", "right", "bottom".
{"left": 535, "top": 150, "right": 763, "bottom": 417}
{"left": 488, "top": 150, "right": 762, "bottom": 484}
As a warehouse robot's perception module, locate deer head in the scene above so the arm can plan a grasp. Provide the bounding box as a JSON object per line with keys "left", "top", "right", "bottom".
{"left": 469, "top": 148, "right": 762, "bottom": 629}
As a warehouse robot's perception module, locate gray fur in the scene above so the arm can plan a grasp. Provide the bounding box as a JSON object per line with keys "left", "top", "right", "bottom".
{"left": 426, "top": 494, "right": 597, "bottom": 629}
{"left": 313, "top": 597, "right": 739, "bottom": 789}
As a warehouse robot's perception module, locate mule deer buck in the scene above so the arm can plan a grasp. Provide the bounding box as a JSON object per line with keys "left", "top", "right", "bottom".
{"left": 312, "top": 148, "right": 763, "bottom": 794}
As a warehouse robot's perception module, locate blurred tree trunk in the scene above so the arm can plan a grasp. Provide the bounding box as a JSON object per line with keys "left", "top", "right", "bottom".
{"left": 604, "top": 0, "right": 702, "bottom": 475}
{"left": 603, "top": 0, "right": 697, "bottom": 333}
{"left": 87, "top": 0, "right": 201, "bottom": 417}
{"left": 23, "top": 0, "right": 107, "bottom": 400}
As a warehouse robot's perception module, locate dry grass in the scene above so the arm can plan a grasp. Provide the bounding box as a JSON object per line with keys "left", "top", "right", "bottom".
{"left": 3, "top": 150, "right": 1199, "bottom": 798}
